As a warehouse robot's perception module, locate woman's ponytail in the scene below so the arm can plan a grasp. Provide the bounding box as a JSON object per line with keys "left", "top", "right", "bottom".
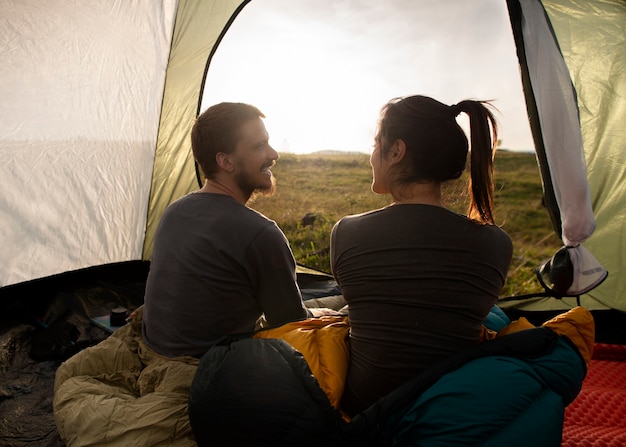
{"left": 453, "top": 100, "right": 499, "bottom": 224}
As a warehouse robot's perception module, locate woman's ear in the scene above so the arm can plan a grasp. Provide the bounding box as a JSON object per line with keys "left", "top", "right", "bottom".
{"left": 389, "top": 139, "right": 407, "bottom": 165}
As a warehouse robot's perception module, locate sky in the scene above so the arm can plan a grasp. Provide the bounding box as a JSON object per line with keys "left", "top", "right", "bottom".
{"left": 201, "top": 0, "right": 534, "bottom": 155}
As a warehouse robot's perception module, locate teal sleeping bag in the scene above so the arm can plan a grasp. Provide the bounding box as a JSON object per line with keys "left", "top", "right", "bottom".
{"left": 382, "top": 338, "right": 584, "bottom": 446}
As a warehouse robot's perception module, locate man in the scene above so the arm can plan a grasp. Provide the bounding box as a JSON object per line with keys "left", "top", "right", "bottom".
{"left": 142, "top": 102, "right": 324, "bottom": 358}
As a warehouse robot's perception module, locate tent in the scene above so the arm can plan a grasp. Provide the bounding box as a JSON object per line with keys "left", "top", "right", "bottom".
{"left": 502, "top": 0, "right": 626, "bottom": 315}
{"left": 0, "top": 0, "right": 625, "bottom": 445}
{"left": 1, "top": 0, "right": 625, "bottom": 313}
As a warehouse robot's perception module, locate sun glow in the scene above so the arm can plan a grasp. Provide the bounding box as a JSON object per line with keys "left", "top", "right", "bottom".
{"left": 201, "top": 0, "right": 533, "bottom": 154}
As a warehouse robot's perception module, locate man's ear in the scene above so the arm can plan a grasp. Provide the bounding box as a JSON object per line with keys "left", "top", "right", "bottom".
{"left": 389, "top": 139, "right": 407, "bottom": 165}
{"left": 215, "top": 152, "right": 234, "bottom": 172}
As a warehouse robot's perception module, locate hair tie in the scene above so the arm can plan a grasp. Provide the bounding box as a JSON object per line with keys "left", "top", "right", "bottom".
{"left": 449, "top": 103, "right": 462, "bottom": 117}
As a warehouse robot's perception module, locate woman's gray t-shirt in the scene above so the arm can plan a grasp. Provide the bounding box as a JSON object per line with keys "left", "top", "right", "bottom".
{"left": 331, "top": 204, "right": 513, "bottom": 414}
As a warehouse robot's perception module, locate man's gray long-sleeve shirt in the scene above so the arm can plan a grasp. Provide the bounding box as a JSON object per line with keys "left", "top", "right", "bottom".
{"left": 142, "top": 193, "right": 309, "bottom": 358}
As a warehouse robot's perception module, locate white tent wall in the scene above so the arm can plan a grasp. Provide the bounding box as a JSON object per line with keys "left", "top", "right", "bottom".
{"left": 543, "top": 0, "right": 626, "bottom": 311}
{"left": 517, "top": 0, "right": 596, "bottom": 248}
{"left": 0, "top": 0, "right": 250, "bottom": 288}
{"left": 0, "top": 1, "right": 177, "bottom": 287}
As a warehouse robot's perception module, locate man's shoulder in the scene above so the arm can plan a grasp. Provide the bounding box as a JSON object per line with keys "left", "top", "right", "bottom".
{"left": 162, "top": 193, "right": 281, "bottom": 234}
{"left": 168, "top": 193, "right": 261, "bottom": 215}
{"left": 212, "top": 197, "right": 278, "bottom": 234}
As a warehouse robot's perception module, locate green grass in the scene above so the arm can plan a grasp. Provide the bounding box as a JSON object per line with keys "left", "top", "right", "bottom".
{"left": 250, "top": 151, "right": 562, "bottom": 298}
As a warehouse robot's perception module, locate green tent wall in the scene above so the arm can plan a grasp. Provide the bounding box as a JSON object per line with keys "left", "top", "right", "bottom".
{"left": 505, "top": 0, "right": 626, "bottom": 312}
{"left": 547, "top": 0, "right": 626, "bottom": 312}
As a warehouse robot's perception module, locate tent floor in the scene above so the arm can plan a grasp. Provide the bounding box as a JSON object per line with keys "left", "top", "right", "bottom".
{"left": 0, "top": 262, "right": 149, "bottom": 447}
{"left": 1, "top": 264, "right": 625, "bottom": 446}
{"left": 0, "top": 261, "right": 338, "bottom": 446}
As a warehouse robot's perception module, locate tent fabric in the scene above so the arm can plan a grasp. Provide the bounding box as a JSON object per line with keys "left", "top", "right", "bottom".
{"left": 143, "top": 0, "right": 250, "bottom": 259}
{"left": 512, "top": 0, "right": 596, "bottom": 248}
{"left": 2, "top": 1, "right": 625, "bottom": 311}
{"left": 504, "top": 0, "right": 626, "bottom": 312}
{"left": 0, "top": 1, "right": 177, "bottom": 287}
{"left": 0, "top": 0, "right": 248, "bottom": 288}
{"left": 543, "top": 0, "right": 626, "bottom": 312}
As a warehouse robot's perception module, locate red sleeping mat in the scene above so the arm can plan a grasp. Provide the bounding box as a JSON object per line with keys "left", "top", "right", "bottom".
{"left": 562, "top": 343, "right": 626, "bottom": 446}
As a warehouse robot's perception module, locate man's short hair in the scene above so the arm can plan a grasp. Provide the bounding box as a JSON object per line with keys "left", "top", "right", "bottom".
{"left": 191, "top": 102, "right": 265, "bottom": 179}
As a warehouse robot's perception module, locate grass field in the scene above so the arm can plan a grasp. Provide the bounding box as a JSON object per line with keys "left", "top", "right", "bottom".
{"left": 250, "top": 150, "right": 563, "bottom": 298}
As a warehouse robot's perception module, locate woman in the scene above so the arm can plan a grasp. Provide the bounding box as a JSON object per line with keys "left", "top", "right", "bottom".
{"left": 330, "top": 95, "right": 513, "bottom": 416}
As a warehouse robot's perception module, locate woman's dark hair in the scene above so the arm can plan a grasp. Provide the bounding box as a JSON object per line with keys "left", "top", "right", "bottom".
{"left": 376, "top": 95, "right": 499, "bottom": 224}
{"left": 191, "top": 102, "right": 265, "bottom": 179}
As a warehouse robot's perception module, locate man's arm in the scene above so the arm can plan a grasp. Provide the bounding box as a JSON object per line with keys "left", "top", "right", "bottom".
{"left": 247, "top": 223, "right": 311, "bottom": 326}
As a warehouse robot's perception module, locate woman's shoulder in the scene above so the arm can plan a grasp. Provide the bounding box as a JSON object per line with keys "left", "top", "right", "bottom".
{"left": 478, "top": 223, "right": 514, "bottom": 259}
{"left": 334, "top": 206, "right": 390, "bottom": 228}
{"left": 441, "top": 210, "right": 513, "bottom": 250}
{"left": 481, "top": 221, "right": 512, "bottom": 241}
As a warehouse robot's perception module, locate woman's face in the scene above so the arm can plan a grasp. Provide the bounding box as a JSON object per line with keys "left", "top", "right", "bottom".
{"left": 370, "top": 136, "right": 390, "bottom": 194}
